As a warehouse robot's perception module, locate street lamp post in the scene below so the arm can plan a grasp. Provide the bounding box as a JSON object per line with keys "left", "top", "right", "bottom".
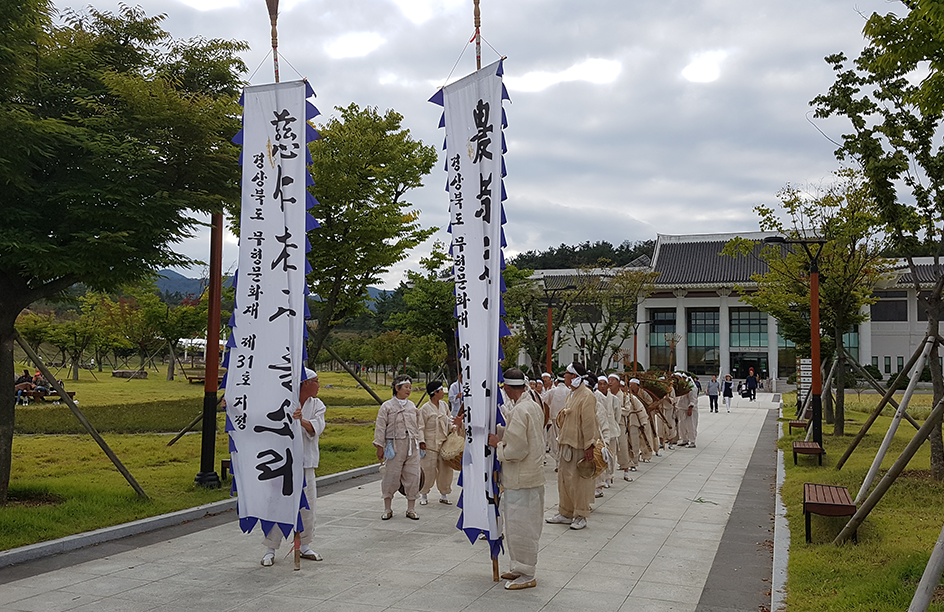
{"left": 765, "top": 235, "right": 827, "bottom": 447}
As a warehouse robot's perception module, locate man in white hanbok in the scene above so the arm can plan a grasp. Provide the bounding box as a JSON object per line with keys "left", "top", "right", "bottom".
{"left": 261, "top": 368, "right": 326, "bottom": 567}
{"left": 488, "top": 368, "right": 545, "bottom": 590}
{"left": 417, "top": 381, "right": 454, "bottom": 505}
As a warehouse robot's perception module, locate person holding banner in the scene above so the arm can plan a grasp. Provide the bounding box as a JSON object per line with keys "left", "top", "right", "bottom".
{"left": 417, "top": 380, "right": 454, "bottom": 506}
{"left": 261, "top": 368, "right": 326, "bottom": 567}
{"left": 546, "top": 362, "right": 598, "bottom": 531}
{"left": 374, "top": 375, "right": 422, "bottom": 520}
{"left": 487, "top": 368, "right": 545, "bottom": 590}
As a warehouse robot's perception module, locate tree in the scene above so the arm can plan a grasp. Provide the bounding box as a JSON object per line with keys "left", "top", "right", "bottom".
{"left": 508, "top": 239, "right": 655, "bottom": 270}
{"left": 811, "top": 8, "right": 944, "bottom": 476}
{"left": 723, "top": 171, "right": 892, "bottom": 435}
{"left": 0, "top": 4, "right": 246, "bottom": 503}
{"left": 306, "top": 104, "right": 437, "bottom": 361}
{"left": 387, "top": 243, "right": 457, "bottom": 378}
{"left": 561, "top": 266, "right": 658, "bottom": 373}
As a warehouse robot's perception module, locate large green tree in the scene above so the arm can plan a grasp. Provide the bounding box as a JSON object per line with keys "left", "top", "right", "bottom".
{"left": 0, "top": 3, "right": 246, "bottom": 503}
{"left": 306, "top": 104, "right": 437, "bottom": 360}
{"left": 811, "top": 2, "right": 944, "bottom": 476}
{"left": 724, "top": 171, "right": 892, "bottom": 435}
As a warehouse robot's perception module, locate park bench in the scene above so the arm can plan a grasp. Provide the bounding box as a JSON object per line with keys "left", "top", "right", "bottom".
{"left": 793, "top": 440, "right": 824, "bottom": 465}
{"left": 21, "top": 390, "right": 76, "bottom": 403}
{"left": 803, "top": 483, "right": 857, "bottom": 543}
{"left": 788, "top": 419, "right": 809, "bottom": 434}
{"left": 112, "top": 370, "right": 147, "bottom": 379}
{"left": 186, "top": 373, "right": 225, "bottom": 384}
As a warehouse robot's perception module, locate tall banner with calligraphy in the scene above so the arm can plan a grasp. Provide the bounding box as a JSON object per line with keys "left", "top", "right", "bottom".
{"left": 430, "top": 60, "right": 511, "bottom": 556}
{"left": 223, "top": 80, "right": 321, "bottom": 538}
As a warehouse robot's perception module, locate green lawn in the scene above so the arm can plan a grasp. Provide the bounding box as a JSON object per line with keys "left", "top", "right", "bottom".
{"left": 781, "top": 392, "right": 944, "bottom": 611}
{"left": 2, "top": 366, "right": 382, "bottom": 551}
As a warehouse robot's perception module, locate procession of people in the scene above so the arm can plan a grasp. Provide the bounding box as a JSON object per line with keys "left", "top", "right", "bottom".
{"left": 252, "top": 358, "right": 754, "bottom": 592}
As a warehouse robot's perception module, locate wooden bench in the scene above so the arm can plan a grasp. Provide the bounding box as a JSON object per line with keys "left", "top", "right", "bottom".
{"left": 187, "top": 375, "right": 225, "bottom": 384}
{"left": 793, "top": 440, "right": 824, "bottom": 465}
{"left": 803, "top": 483, "right": 856, "bottom": 543}
{"left": 220, "top": 459, "right": 232, "bottom": 480}
{"left": 788, "top": 419, "right": 809, "bottom": 434}
{"left": 20, "top": 391, "right": 76, "bottom": 403}
{"left": 112, "top": 370, "right": 148, "bottom": 379}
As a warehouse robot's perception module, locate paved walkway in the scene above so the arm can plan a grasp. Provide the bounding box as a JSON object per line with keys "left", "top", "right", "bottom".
{"left": 0, "top": 394, "right": 779, "bottom": 612}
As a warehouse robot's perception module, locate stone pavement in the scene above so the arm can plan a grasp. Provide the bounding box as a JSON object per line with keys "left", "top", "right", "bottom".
{"left": 0, "top": 394, "right": 779, "bottom": 612}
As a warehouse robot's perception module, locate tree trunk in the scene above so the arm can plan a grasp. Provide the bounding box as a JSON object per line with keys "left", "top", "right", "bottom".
{"left": 0, "top": 324, "right": 14, "bottom": 505}
{"left": 834, "top": 340, "right": 845, "bottom": 437}
{"left": 166, "top": 343, "right": 176, "bottom": 382}
{"left": 71, "top": 350, "right": 80, "bottom": 381}
{"left": 824, "top": 371, "right": 835, "bottom": 425}
{"left": 928, "top": 313, "right": 944, "bottom": 481}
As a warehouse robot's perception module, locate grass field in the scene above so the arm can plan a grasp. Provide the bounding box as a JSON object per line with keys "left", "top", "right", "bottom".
{"left": 2, "top": 365, "right": 384, "bottom": 551}
{"left": 780, "top": 392, "right": 944, "bottom": 611}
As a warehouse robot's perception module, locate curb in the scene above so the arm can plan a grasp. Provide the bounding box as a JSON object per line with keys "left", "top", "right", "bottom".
{"left": 0, "top": 462, "right": 381, "bottom": 568}
{"left": 772, "top": 411, "right": 790, "bottom": 611}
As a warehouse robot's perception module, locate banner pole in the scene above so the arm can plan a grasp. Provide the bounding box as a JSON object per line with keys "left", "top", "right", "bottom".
{"left": 267, "top": 0, "right": 280, "bottom": 83}
{"left": 474, "top": 0, "right": 481, "bottom": 70}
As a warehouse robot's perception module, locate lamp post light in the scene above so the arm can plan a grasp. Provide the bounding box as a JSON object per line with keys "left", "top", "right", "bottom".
{"left": 764, "top": 235, "right": 827, "bottom": 447}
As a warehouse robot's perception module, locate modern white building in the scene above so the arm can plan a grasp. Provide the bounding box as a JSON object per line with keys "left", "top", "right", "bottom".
{"left": 530, "top": 232, "right": 939, "bottom": 385}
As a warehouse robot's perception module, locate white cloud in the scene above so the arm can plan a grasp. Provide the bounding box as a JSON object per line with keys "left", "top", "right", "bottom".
{"left": 389, "top": 0, "right": 465, "bottom": 24}
{"left": 324, "top": 32, "right": 386, "bottom": 59}
{"left": 505, "top": 58, "right": 622, "bottom": 93}
{"left": 173, "top": 0, "right": 238, "bottom": 10}
{"left": 681, "top": 50, "right": 729, "bottom": 83}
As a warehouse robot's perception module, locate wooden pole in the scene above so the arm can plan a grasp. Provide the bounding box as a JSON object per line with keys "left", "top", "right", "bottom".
{"left": 14, "top": 332, "right": 148, "bottom": 498}
{"left": 195, "top": 211, "right": 223, "bottom": 488}
{"left": 474, "top": 0, "right": 481, "bottom": 70}
{"left": 834, "top": 396, "right": 944, "bottom": 544}
{"left": 266, "top": 0, "right": 280, "bottom": 83}
{"left": 854, "top": 336, "right": 933, "bottom": 504}
{"left": 835, "top": 341, "right": 927, "bottom": 470}
{"left": 323, "top": 344, "right": 384, "bottom": 405}
{"left": 842, "top": 347, "right": 920, "bottom": 430}
{"left": 909, "top": 523, "right": 944, "bottom": 612}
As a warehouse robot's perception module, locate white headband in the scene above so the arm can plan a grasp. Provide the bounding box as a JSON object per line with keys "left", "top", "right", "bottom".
{"left": 598, "top": 376, "right": 608, "bottom": 382}
{"left": 629, "top": 378, "right": 640, "bottom": 384}
{"left": 542, "top": 372, "right": 552, "bottom": 378}
{"left": 395, "top": 378, "right": 412, "bottom": 388}
{"left": 608, "top": 373, "right": 619, "bottom": 380}
{"left": 504, "top": 377, "right": 527, "bottom": 387}
{"left": 566, "top": 363, "right": 578, "bottom": 376}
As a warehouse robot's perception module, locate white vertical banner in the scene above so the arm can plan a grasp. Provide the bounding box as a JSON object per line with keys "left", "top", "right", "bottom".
{"left": 225, "top": 80, "right": 314, "bottom": 537}
{"left": 432, "top": 60, "right": 510, "bottom": 548}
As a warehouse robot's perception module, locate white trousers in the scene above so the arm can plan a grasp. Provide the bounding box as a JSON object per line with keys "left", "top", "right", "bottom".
{"left": 502, "top": 486, "right": 544, "bottom": 578}
{"left": 264, "top": 466, "right": 316, "bottom": 549}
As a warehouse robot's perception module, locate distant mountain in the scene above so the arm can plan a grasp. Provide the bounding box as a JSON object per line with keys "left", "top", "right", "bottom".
{"left": 156, "top": 270, "right": 204, "bottom": 297}
{"left": 157, "top": 270, "right": 390, "bottom": 309}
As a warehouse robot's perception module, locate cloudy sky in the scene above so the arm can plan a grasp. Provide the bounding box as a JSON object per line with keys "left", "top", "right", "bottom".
{"left": 56, "top": 0, "right": 900, "bottom": 288}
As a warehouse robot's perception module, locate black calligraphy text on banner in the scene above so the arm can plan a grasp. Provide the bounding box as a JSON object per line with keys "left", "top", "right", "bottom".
{"left": 224, "top": 80, "right": 321, "bottom": 538}
{"left": 431, "top": 60, "right": 511, "bottom": 556}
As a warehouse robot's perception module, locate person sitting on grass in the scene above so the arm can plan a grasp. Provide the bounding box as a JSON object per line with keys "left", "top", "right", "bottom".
{"left": 261, "top": 368, "right": 326, "bottom": 567}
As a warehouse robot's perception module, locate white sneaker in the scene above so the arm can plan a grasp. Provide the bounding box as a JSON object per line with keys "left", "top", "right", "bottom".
{"left": 546, "top": 513, "right": 573, "bottom": 524}
{"left": 261, "top": 551, "right": 275, "bottom": 567}
{"left": 570, "top": 517, "right": 587, "bottom": 530}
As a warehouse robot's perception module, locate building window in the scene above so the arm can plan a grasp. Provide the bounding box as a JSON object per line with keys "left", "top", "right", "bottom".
{"left": 842, "top": 328, "right": 859, "bottom": 363}
{"left": 686, "top": 309, "right": 719, "bottom": 375}
{"left": 872, "top": 356, "right": 878, "bottom": 369}
{"left": 898, "top": 356, "right": 904, "bottom": 372}
{"left": 871, "top": 290, "right": 908, "bottom": 322}
{"left": 778, "top": 329, "right": 796, "bottom": 378}
{"left": 649, "top": 309, "right": 676, "bottom": 371}
{"left": 730, "top": 308, "right": 768, "bottom": 347}
{"left": 884, "top": 356, "right": 891, "bottom": 374}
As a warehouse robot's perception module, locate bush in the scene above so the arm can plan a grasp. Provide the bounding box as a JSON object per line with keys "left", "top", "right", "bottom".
{"left": 886, "top": 371, "right": 910, "bottom": 390}
{"left": 863, "top": 364, "right": 882, "bottom": 381}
